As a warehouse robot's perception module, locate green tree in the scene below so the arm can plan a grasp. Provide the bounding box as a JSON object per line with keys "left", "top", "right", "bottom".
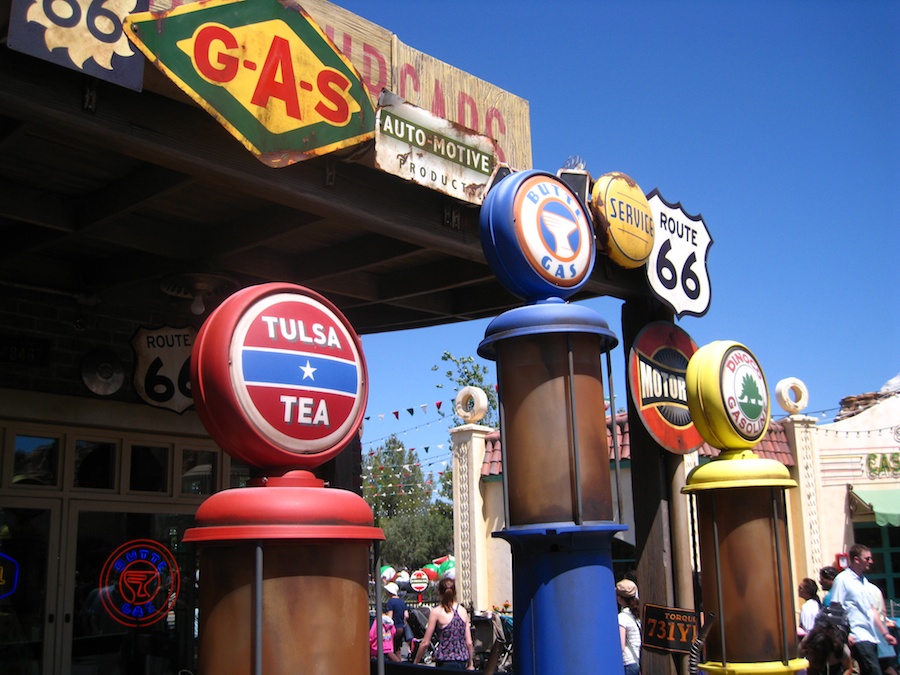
{"left": 362, "top": 434, "right": 431, "bottom": 521}
{"left": 380, "top": 500, "right": 454, "bottom": 569}
{"left": 432, "top": 351, "right": 499, "bottom": 428}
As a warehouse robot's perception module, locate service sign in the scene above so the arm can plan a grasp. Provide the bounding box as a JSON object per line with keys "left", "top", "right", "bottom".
{"left": 124, "top": 0, "right": 375, "bottom": 167}
{"left": 646, "top": 189, "right": 713, "bottom": 318}
{"left": 591, "top": 172, "right": 655, "bottom": 270}
{"left": 8, "top": 0, "right": 148, "bottom": 91}
{"left": 131, "top": 326, "right": 197, "bottom": 414}
{"left": 376, "top": 93, "right": 498, "bottom": 205}
{"left": 628, "top": 322, "right": 704, "bottom": 454}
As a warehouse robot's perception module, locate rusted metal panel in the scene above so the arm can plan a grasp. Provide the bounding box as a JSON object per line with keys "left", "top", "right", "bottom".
{"left": 375, "top": 92, "right": 498, "bottom": 205}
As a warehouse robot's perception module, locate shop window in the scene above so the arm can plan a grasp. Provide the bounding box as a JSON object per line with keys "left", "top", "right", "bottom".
{"left": 12, "top": 434, "right": 59, "bottom": 487}
{"left": 181, "top": 449, "right": 217, "bottom": 495}
{"left": 853, "top": 522, "right": 898, "bottom": 605}
{"left": 129, "top": 445, "right": 169, "bottom": 493}
{"left": 229, "top": 460, "right": 251, "bottom": 488}
{"left": 74, "top": 439, "right": 117, "bottom": 490}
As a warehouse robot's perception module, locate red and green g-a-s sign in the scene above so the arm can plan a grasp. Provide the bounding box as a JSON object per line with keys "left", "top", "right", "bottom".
{"left": 124, "top": 0, "right": 375, "bottom": 167}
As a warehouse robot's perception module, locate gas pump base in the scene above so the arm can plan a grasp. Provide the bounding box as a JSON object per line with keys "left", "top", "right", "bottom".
{"left": 697, "top": 659, "right": 808, "bottom": 674}
{"left": 495, "top": 522, "right": 627, "bottom": 675}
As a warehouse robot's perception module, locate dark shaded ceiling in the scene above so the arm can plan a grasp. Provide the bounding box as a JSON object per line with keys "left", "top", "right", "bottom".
{"left": 0, "top": 43, "right": 650, "bottom": 335}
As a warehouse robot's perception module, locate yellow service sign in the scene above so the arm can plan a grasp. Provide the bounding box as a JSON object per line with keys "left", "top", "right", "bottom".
{"left": 686, "top": 341, "right": 770, "bottom": 450}
{"left": 591, "top": 172, "right": 655, "bottom": 269}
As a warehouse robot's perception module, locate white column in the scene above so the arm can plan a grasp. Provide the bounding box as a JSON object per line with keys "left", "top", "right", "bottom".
{"left": 450, "top": 423, "right": 493, "bottom": 609}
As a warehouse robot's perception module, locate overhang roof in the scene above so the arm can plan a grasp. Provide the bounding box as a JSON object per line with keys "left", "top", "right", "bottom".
{"left": 0, "top": 44, "right": 649, "bottom": 336}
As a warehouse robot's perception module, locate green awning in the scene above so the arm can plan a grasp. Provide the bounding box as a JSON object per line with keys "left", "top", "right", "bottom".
{"left": 848, "top": 486, "right": 900, "bottom": 527}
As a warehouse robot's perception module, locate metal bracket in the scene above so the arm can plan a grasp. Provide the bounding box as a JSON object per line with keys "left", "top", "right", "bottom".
{"left": 443, "top": 202, "right": 461, "bottom": 230}
{"left": 325, "top": 157, "right": 336, "bottom": 188}
{"left": 82, "top": 78, "right": 98, "bottom": 114}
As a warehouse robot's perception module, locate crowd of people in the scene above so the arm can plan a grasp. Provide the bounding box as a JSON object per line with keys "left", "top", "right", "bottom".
{"left": 610, "top": 544, "right": 897, "bottom": 675}
{"left": 798, "top": 544, "right": 898, "bottom": 675}
{"left": 370, "top": 576, "right": 475, "bottom": 669}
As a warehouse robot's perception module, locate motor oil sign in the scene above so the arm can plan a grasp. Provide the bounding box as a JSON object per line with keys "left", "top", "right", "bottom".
{"left": 191, "top": 283, "right": 367, "bottom": 469}
{"left": 628, "top": 322, "right": 704, "bottom": 454}
{"left": 123, "top": 0, "right": 375, "bottom": 167}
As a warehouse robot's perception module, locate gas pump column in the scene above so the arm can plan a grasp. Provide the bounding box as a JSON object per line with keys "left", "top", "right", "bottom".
{"left": 478, "top": 170, "right": 626, "bottom": 675}
{"left": 683, "top": 341, "right": 806, "bottom": 675}
{"left": 185, "top": 283, "right": 383, "bottom": 675}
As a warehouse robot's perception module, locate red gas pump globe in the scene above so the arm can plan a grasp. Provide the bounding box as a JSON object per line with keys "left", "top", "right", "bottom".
{"left": 191, "top": 283, "right": 368, "bottom": 469}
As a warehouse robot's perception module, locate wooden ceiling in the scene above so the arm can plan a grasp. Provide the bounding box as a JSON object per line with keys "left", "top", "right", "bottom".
{"left": 0, "top": 44, "right": 650, "bottom": 335}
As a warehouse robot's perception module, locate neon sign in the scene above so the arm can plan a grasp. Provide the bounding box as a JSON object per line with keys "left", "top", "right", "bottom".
{"left": 99, "top": 539, "right": 180, "bottom": 627}
{"left": 0, "top": 552, "right": 20, "bottom": 599}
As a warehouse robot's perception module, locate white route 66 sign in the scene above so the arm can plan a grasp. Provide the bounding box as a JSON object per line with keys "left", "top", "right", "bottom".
{"left": 646, "top": 189, "right": 713, "bottom": 318}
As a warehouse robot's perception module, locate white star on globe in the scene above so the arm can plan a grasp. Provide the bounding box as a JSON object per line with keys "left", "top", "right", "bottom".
{"left": 300, "top": 360, "right": 317, "bottom": 380}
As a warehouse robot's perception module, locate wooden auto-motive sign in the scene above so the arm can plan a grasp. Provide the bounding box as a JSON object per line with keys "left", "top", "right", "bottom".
{"left": 376, "top": 92, "right": 498, "bottom": 205}
{"left": 191, "top": 283, "right": 367, "bottom": 469}
{"left": 646, "top": 189, "right": 713, "bottom": 318}
{"left": 132, "top": 326, "right": 197, "bottom": 414}
{"left": 123, "top": 0, "right": 375, "bottom": 167}
{"left": 628, "top": 322, "right": 703, "bottom": 454}
{"left": 8, "top": 0, "right": 148, "bottom": 91}
{"left": 642, "top": 603, "right": 699, "bottom": 654}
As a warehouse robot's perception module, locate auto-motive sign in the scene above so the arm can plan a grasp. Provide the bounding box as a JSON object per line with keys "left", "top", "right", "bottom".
{"left": 123, "top": 0, "right": 375, "bottom": 167}
{"left": 628, "top": 321, "right": 703, "bottom": 454}
{"left": 191, "top": 283, "right": 368, "bottom": 469}
{"left": 376, "top": 94, "right": 498, "bottom": 205}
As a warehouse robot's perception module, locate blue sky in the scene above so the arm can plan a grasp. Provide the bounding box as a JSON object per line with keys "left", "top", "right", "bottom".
{"left": 335, "top": 1, "right": 899, "bottom": 471}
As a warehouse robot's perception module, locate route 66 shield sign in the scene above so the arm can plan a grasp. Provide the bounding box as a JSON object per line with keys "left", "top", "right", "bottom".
{"left": 131, "top": 326, "right": 197, "bottom": 413}
{"left": 646, "top": 189, "right": 713, "bottom": 318}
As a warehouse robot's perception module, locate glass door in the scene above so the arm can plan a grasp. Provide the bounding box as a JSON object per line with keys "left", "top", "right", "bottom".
{"left": 64, "top": 502, "right": 198, "bottom": 675}
{"left": 0, "top": 496, "right": 62, "bottom": 675}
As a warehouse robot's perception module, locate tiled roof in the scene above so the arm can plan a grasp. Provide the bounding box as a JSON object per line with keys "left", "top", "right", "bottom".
{"left": 481, "top": 415, "right": 795, "bottom": 477}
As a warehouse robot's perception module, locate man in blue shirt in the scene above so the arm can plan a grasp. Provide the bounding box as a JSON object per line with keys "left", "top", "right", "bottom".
{"left": 830, "top": 543, "right": 897, "bottom": 675}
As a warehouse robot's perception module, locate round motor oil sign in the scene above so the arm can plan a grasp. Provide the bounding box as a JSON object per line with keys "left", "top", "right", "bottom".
{"left": 480, "top": 170, "right": 595, "bottom": 301}
{"left": 686, "top": 340, "right": 770, "bottom": 450}
{"left": 192, "top": 283, "right": 367, "bottom": 469}
{"left": 628, "top": 322, "right": 704, "bottom": 454}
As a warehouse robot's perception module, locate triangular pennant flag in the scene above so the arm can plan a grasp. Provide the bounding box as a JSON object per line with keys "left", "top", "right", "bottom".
{"left": 393, "top": 411, "right": 399, "bottom": 419}
{"left": 365, "top": 416, "right": 370, "bottom": 420}
{"left": 407, "top": 408, "right": 414, "bottom": 416}
{"left": 379, "top": 414, "right": 384, "bottom": 420}
{"left": 420, "top": 404, "right": 428, "bottom": 413}
{"left": 435, "top": 401, "right": 443, "bottom": 410}
{"left": 424, "top": 446, "right": 430, "bottom": 453}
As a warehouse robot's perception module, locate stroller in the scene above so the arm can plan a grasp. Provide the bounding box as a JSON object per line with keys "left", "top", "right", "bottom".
{"left": 405, "top": 607, "right": 436, "bottom": 663}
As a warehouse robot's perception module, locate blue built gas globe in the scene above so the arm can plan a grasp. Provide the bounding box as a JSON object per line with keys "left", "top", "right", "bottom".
{"left": 480, "top": 170, "right": 596, "bottom": 302}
